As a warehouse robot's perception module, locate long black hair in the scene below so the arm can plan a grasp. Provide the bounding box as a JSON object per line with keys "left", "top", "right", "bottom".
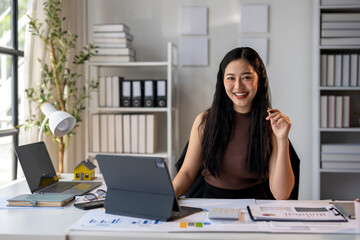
{"left": 200, "top": 47, "right": 272, "bottom": 178}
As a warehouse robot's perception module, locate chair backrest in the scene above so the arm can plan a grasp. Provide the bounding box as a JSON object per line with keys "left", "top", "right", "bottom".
{"left": 175, "top": 141, "right": 205, "bottom": 198}
{"left": 175, "top": 140, "right": 300, "bottom": 199}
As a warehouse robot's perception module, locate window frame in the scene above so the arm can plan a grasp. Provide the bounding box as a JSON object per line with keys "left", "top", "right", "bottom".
{"left": 0, "top": 0, "right": 24, "bottom": 180}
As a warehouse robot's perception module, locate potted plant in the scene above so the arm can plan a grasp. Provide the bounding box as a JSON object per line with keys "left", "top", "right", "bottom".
{"left": 21, "top": 0, "right": 97, "bottom": 173}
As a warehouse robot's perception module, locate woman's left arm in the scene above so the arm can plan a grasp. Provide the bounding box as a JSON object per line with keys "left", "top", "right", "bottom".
{"left": 266, "top": 108, "right": 295, "bottom": 200}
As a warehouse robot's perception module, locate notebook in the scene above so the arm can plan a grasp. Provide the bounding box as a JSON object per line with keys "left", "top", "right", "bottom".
{"left": 14, "top": 142, "right": 101, "bottom": 196}
{"left": 96, "top": 154, "right": 202, "bottom": 221}
{"left": 7, "top": 193, "right": 75, "bottom": 207}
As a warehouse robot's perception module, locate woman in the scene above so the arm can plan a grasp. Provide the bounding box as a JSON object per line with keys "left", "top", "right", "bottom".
{"left": 172, "top": 47, "right": 294, "bottom": 200}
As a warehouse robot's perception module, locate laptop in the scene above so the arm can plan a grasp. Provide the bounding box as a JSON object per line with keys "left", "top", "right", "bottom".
{"left": 96, "top": 154, "right": 202, "bottom": 221}
{"left": 14, "top": 142, "right": 102, "bottom": 196}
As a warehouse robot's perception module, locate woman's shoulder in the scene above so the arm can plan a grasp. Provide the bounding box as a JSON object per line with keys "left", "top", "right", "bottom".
{"left": 192, "top": 112, "right": 207, "bottom": 130}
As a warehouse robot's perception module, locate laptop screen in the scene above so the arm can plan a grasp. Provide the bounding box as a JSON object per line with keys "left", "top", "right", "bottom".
{"left": 15, "top": 142, "right": 58, "bottom": 193}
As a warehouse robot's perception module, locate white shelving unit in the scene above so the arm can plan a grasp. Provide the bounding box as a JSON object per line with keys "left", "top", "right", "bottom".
{"left": 314, "top": 1, "right": 360, "bottom": 200}
{"left": 85, "top": 42, "right": 179, "bottom": 178}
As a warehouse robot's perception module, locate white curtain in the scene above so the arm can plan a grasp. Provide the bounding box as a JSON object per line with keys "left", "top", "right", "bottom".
{"left": 21, "top": 0, "right": 87, "bottom": 173}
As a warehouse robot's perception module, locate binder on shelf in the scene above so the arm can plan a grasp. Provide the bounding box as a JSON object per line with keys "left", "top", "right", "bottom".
{"left": 342, "top": 54, "right": 350, "bottom": 87}
{"left": 320, "top": 54, "right": 327, "bottom": 87}
{"left": 130, "top": 114, "right": 139, "bottom": 153}
{"left": 131, "top": 80, "right": 143, "bottom": 107}
{"left": 138, "top": 114, "right": 146, "bottom": 154}
{"left": 107, "top": 114, "right": 116, "bottom": 153}
{"left": 144, "top": 80, "right": 156, "bottom": 107}
{"left": 112, "top": 76, "right": 123, "bottom": 107}
{"left": 115, "top": 114, "right": 123, "bottom": 153}
{"left": 350, "top": 54, "right": 358, "bottom": 87}
{"left": 91, "top": 114, "right": 100, "bottom": 152}
{"left": 327, "top": 55, "right": 334, "bottom": 87}
{"left": 328, "top": 95, "right": 336, "bottom": 128}
{"left": 334, "top": 54, "right": 342, "bottom": 87}
{"left": 123, "top": 114, "right": 131, "bottom": 153}
{"left": 146, "top": 114, "right": 157, "bottom": 154}
{"left": 320, "top": 95, "right": 328, "bottom": 128}
{"left": 335, "top": 96, "right": 343, "bottom": 128}
{"left": 106, "top": 76, "right": 112, "bottom": 107}
{"left": 100, "top": 114, "right": 108, "bottom": 152}
{"left": 98, "top": 76, "right": 106, "bottom": 107}
{"left": 343, "top": 96, "right": 350, "bottom": 128}
{"left": 156, "top": 80, "right": 167, "bottom": 107}
{"left": 120, "top": 80, "right": 132, "bottom": 107}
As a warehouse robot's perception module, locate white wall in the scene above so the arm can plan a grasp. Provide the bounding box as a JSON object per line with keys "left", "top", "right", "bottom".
{"left": 86, "top": 0, "right": 314, "bottom": 199}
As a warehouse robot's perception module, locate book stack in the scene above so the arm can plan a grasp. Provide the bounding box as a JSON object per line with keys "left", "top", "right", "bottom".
{"left": 320, "top": 54, "right": 360, "bottom": 87}
{"left": 98, "top": 76, "right": 167, "bottom": 108}
{"left": 321, "top": 144, "right": 360, "bottom": 170}
{"left": 91, "top": 113, "right": 157, "bottom": 154}
{"left": 320, "top": 12, "right": 360, "bottom": 46}
{"left": 92, "top": 23, "right": 135, "bottom": 63}
{"left": 320, "top": 95, "right": 350, "bottom": 128}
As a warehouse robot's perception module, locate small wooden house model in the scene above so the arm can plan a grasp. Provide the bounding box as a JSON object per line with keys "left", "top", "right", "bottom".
{"left": 74, "top": 159, "right": 96, "bottom": 180}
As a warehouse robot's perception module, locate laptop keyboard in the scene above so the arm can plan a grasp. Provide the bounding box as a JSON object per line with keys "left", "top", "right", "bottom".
{"left": 39, "top": 182, "right": 80, "bottom": 193}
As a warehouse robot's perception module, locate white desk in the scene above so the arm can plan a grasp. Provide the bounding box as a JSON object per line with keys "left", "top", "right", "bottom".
{"left": 0, "top": 174, "right": 359, "bottom": 240}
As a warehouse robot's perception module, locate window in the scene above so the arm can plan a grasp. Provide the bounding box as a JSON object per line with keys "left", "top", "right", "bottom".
{"left": 0, "top": 0, "right": 28, "bottom": 186}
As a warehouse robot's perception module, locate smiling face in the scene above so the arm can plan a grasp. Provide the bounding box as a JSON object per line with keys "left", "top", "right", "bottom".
{"left": 223, "top": 58, "right": 259, "bottom": 113}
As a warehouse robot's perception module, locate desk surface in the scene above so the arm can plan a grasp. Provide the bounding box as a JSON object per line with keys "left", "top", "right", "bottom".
{"left": 0, "top": 174, "right": 359, "bottom": 240}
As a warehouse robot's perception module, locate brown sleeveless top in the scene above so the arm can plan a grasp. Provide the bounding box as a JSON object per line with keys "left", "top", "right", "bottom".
{"left": 202, "top": 111, "right": 263, "bottom": 190}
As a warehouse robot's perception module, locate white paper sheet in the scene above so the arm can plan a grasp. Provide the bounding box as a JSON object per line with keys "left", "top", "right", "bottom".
{"left": 241, "top": 4, "right": 269, "bottom": 33}
{"left": 240, "top": 37, "right": 268, "bottom": 65}
{"left": 180, "top": 6, "right": 208, "bottom": 35}
{"left": 180, "top": 37, "right": 208, "bottom": 66}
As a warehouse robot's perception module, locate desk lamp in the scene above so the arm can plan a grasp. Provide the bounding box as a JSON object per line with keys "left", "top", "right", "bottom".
{"left": 38, "top": 103, "right": 76, "bottom": 141}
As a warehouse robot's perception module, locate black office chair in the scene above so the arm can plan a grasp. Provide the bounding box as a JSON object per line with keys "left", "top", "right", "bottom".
{"left": 175, "top": 140, "right": 300, "bottom": 199}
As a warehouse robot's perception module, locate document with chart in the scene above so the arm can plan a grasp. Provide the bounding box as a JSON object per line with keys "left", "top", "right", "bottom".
{"left": 247, "top": 204, "right": 347, "bottom": 222}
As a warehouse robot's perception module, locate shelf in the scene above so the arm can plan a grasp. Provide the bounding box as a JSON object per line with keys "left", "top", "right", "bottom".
{"left": 320, "top": 5, "right": 360, "bottom": 10}
{"left": 320, "top": 87, "right": 360, "bottom": 91}
{"left": 91, "top": 61, "right": 169, "bottom": 67}
{"left": 315, "top": 2, "right": 360, "bottom": 200}
{"left": 320, "top": 128, "right": 360, "bottom": 132}
{"left": 320, "top": 45, "right": 360, "bottom": 50}
{"left": 320, "top": 168, "right": 360, "bottom": 173}
{"left": 89, "top": 107, "right": 169, "bottom": 113}
{"left": 85, "top": 42, "right": 178, "bottom": 179}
